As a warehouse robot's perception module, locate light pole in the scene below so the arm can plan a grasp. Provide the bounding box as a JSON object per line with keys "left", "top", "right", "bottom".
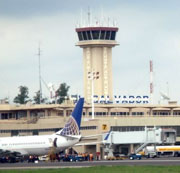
{"left": 88, "top": 71, "right": 99, "bottom": 119}
{"left": 37, "top": 43, "right": 42, "bottom": 104}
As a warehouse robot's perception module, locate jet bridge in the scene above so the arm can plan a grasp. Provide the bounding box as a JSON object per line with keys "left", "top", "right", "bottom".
{"left": 103, "top": 127, "right": 176, "bottom": 157}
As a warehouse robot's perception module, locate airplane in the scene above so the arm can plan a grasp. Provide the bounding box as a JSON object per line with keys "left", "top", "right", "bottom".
{"left": 0, "top": 98, "right": 84, "bottom": 157}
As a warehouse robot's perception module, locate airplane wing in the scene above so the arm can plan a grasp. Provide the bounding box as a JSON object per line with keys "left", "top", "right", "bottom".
{"left": 55, "top": 133, "right": 80, "bottom": 140}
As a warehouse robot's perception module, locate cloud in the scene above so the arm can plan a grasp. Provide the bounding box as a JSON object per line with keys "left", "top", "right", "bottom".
{"left": 0, "top": 0, "right": 180, "bottom": 103}
{"left": 0, "top": 12, "right": 82, "bottom": 100}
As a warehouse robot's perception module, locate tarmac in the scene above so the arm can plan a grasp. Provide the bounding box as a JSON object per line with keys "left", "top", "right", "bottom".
{"left": 1, "top": 157, "right": 180, "bottom": 169}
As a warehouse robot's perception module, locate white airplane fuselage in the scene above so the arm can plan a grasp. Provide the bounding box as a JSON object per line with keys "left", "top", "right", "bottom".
{"left": 0, "top": 134, "right": 81, "bottom": 156}
{"left": 0, "top": 98, "right": 85, "bottom": 157}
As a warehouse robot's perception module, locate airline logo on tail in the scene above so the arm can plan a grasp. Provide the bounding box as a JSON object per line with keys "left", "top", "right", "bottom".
{"left": 59, "top": 98, "right": 84, "bottom": 136}
{"left": 60, "top": 117, "right": 79, "bottom": 136}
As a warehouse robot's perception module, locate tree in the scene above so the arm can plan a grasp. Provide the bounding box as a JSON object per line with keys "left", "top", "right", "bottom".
{"left": 14, "top": 86, "right": 29, "bottom": 104}
{"left": 33, "top": 90, "right": 47, "bottom": 104}
{"left": 56, "top": 83, "right": 70, "bottom": 104}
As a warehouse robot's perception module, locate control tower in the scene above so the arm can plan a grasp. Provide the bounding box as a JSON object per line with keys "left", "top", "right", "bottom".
{"left": 76, "top": 21, "right": 119, "bottom": 103}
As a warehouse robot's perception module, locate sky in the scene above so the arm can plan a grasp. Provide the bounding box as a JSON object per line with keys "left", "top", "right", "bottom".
{"left": 0, "top": 0, "right": 180, "bottom": 104}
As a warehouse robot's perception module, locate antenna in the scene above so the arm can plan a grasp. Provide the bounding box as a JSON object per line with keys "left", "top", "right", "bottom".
{"left": 159, "top": 82, "right": 170, "bottom": 103}
{"left": 101, "top": 6, "right": 104, "bottom": 26}
{"left": 160, "top": 91, "right": 170, "bottom": 100}
{"left": 166, "top": 82, "right": 169, "bottom": 98}
{"left": 37, "top": 42, "right": 42, "bottom": 104}
{"left": 80, "top": 8, "right": 83, "bottom": 27}
{"left": 107, "top": 17, "right": 110, "bottom": 26}
{"left": 88, "top": 7, "right": 91, "bottom": 26}
{"left": 150, "top": 60, "right": 153, "bottom": 104}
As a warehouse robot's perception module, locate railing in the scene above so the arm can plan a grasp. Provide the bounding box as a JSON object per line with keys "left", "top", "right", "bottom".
{"left": 135, "top": 142, "right": 150, "bottom": 154}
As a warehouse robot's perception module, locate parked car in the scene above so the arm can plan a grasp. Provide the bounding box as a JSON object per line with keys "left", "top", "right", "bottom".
{"left": 74, "top": 155, "right": 84, "bottom": 162}
{"left": 0, "top": 157, "right": 8, "bottom": 163}
{"left": 146, "top": 152, "right": 157, "bottom": 158}
{"left": 61, "top": 155, "right": 84, "bottom": 162}
{"left": 0, "top": 156, "right": 23, "bottom": 163}
{"left": 129, "top": 153, "right": 142, "bottom": 160}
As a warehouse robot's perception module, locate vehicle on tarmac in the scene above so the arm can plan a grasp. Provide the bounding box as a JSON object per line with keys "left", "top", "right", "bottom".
{"left": 28, "top": 155, "right": 39, "bottom": 163}
{"left": 38, "top": 155, "right": 49, "bottom": 161}
{"left": 145, "top": 146, "right": 180, "bottom": 157}
{"left": 129, "top": 153, "right": 142, "bottom": 160}
{"left": 0, "top": 156, "right": 23, "bottom": 163}
{"left": 60, "top": 154, "right": 84, "bottom": 162}
{"left": 74, "top": 155, "right": 84, "bottom": 161}
{"left": 145, "top": 152, "right": 157, "bottom": 158}
{"left": 106, "top": 154, "right": 127, "bottom": 160}
{"left": 114, "top": 154, "right": 127, "bottom": 160}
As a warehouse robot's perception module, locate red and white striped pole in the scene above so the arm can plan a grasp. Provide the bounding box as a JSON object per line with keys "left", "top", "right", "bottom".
{"left": 150, "top": 60, "right": 153, "bottom": 104}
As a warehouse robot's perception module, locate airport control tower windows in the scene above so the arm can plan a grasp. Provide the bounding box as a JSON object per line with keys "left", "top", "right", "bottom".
{"left": 76, "top": 28, "right": 118, "bottom": 41}
{"left": 100, "top": 30, "right": 105, "bottom": 39}
{"left": 105, "top": 31, "right": 110, "bottom": 40}
{"left": 110, "top": 31, "right": 116, "bottom": 40}
{"left": 77, "top": 32, "right": 83, "bottom": 41}
{"left": 92, "top": 30, "right": 100, "bottom": 39}
{"left": 87, "top": 31, "right": 92, "bottom": 40}
{"left": 82, "top": 31, "right": 88, "bottom": 40}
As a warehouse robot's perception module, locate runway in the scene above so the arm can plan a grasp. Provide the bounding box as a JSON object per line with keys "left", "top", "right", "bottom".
{"left": 1, "top": 158, "right": 180, "bottom": 169}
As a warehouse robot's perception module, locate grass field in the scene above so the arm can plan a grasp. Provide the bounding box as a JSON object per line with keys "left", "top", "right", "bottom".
{"left": 1, "top": 166, "right": 180, "bottom": 173}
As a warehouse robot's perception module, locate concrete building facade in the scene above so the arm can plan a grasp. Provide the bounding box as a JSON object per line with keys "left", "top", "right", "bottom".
{"left": 1, "top": 102, "right": 180, "bottom": 158}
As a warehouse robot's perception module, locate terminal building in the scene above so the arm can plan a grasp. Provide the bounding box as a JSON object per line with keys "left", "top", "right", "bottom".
{"left": 0, "top": 18, "right": 180, "bottom": 159}
{"left": 0, "top": 102, "right": 180, "bottom": 158}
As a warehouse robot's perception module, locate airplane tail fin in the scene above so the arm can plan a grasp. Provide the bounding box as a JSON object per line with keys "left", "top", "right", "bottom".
{"left": 57, "top": 98, "right": 84, "bottom": 136}
{"left": 104, "top": 131, "right": 111, "bottom": 141}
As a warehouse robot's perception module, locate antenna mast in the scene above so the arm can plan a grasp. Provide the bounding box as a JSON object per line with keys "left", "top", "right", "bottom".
{"left": 88, "top": 7, "right": 91, "bottom": 26}
{"left": 38, "top": 43, "right": 42, "bottom": 104}
{"left": 150, "top": 60, "right": 153, "bottom": 104}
